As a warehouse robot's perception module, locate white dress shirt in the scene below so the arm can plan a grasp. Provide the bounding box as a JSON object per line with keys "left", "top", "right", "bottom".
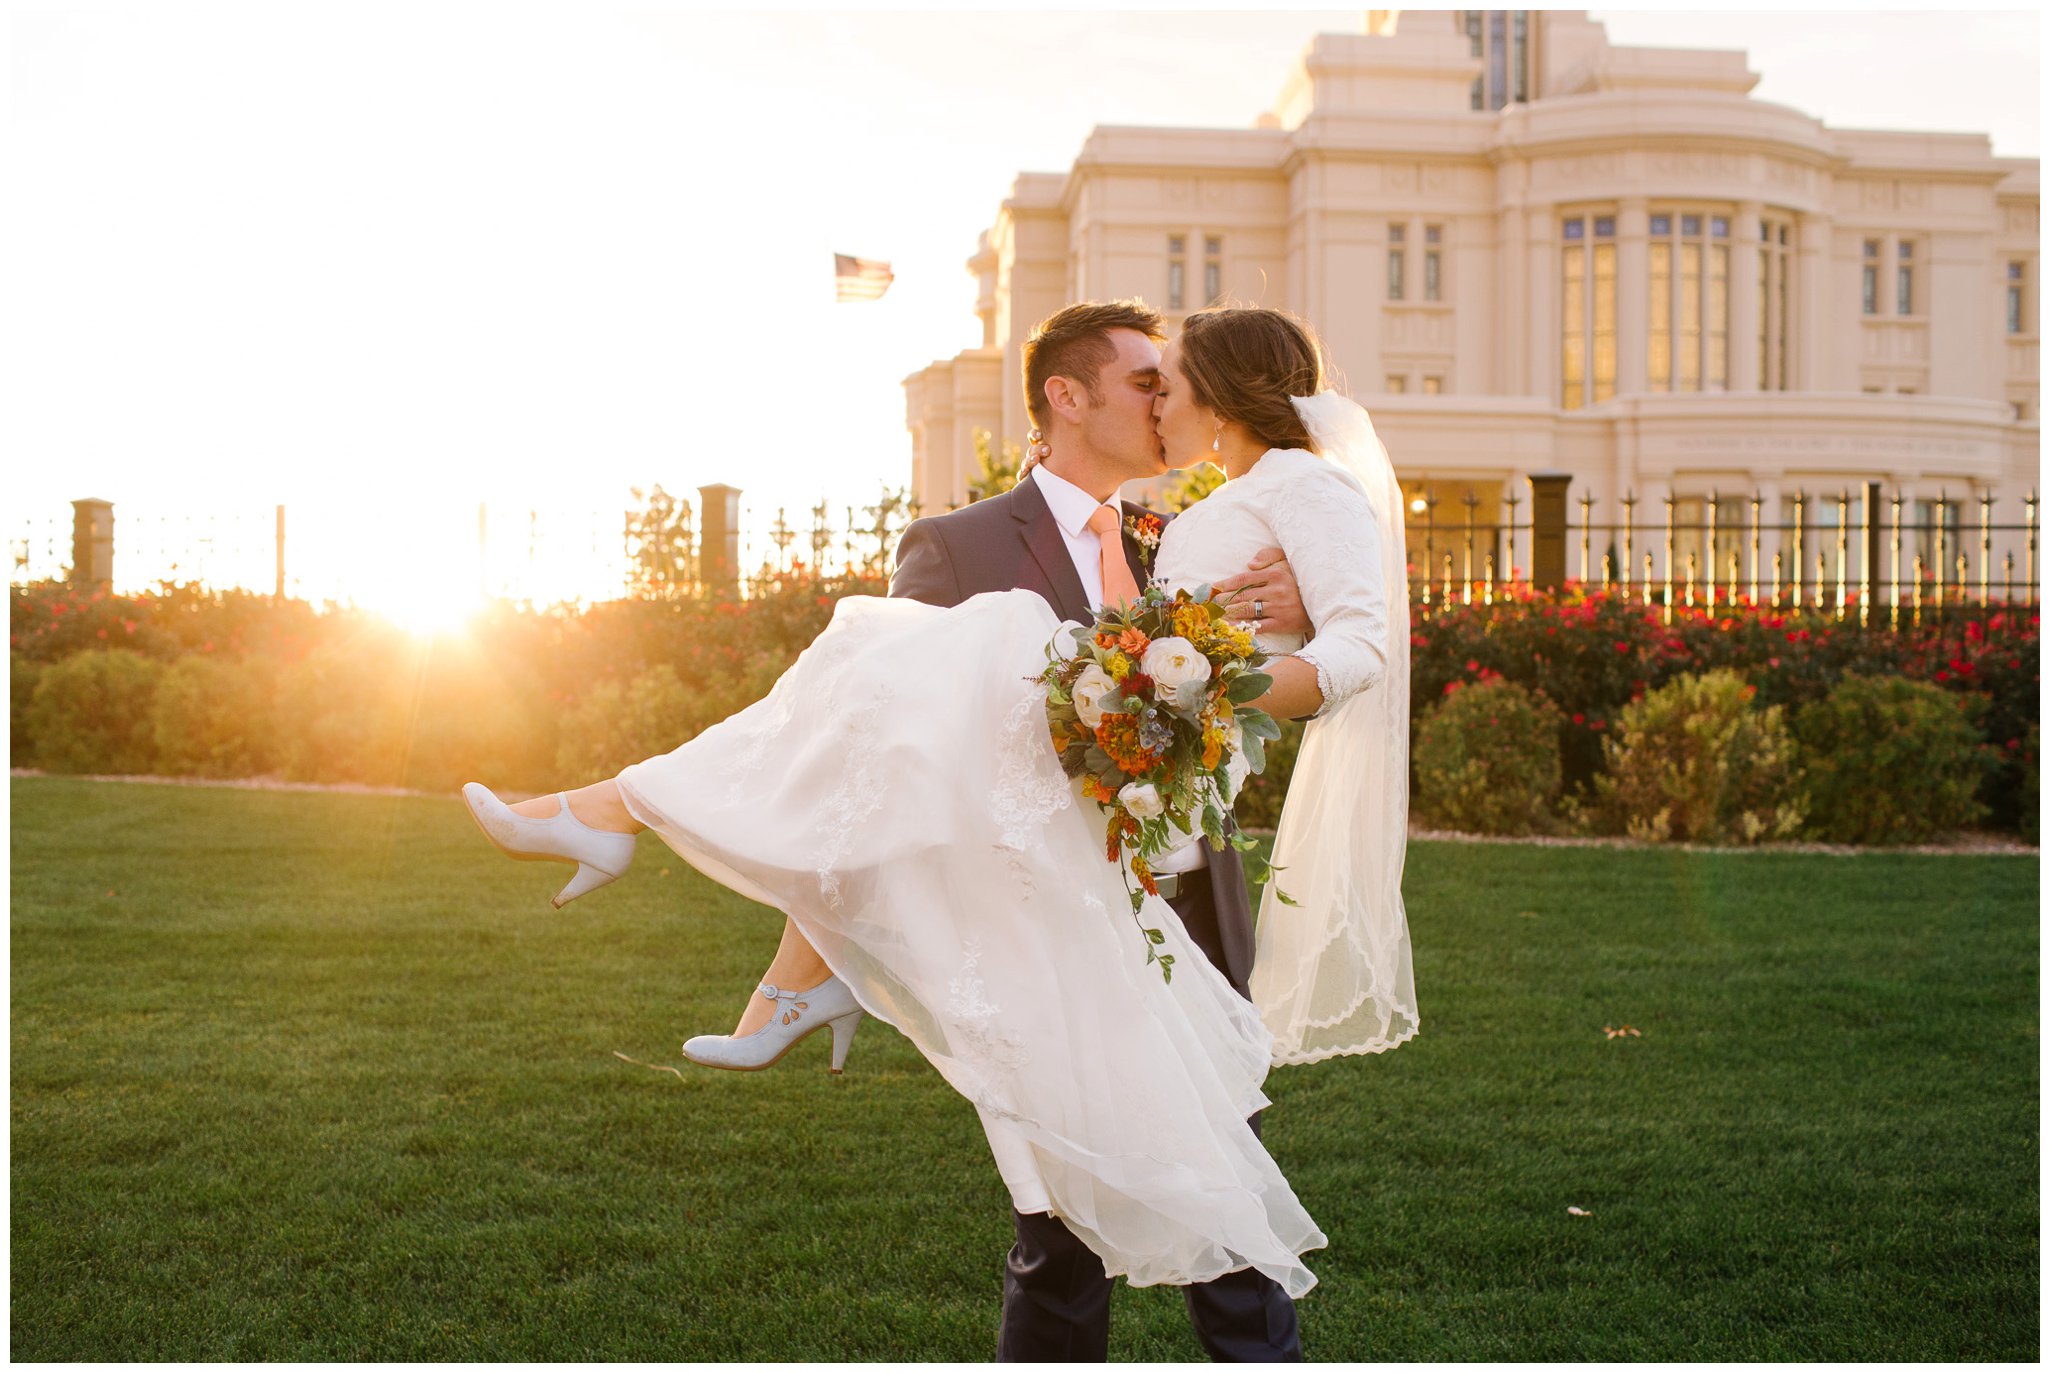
{"left": 1030, "top": 466, "right": 1206, "bottom": 875}
{"left": 1029, "top": 465, "right": 1115, "bottom": 610}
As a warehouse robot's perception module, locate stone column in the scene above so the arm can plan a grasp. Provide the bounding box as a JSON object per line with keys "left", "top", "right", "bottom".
{"left": 1616, "top": 197, "right": 1649, "bottom": 397}
{"left": 1527, "top": 208, "right": 1557, "bottom": 406}
{"left": 1497, "top": 203, "right": 1528, "bottom": 394}
{"left": 1793, "top": 212, "right": 1830, "bottom": 393}
{"left": 1731, "top": 201, "right": 1763, "bottom": 392}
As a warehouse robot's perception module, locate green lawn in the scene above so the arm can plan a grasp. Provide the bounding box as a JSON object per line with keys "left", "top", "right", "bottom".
{"left": 10, "top": 777, "right": 2039, "bottom": 1360}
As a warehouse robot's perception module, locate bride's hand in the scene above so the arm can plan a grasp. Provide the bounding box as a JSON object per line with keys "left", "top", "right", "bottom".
{"left": 1214, "top": 548, "right": 1310, "bottom": 637}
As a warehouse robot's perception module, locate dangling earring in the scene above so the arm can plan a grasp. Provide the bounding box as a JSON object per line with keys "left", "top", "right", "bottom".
{"left": 1027, "top": 427, "right": 1052, "bottom": 461}
{"left": 1211, "top": 422, "right": 1222, "bottom": 455}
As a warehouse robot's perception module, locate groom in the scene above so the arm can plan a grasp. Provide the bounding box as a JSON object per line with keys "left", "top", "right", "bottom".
{"left": 890, "top": 299, "right": 1311, "bottom": 1362}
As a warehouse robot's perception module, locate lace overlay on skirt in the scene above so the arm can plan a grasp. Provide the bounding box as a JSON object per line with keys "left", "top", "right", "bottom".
{"left": 616, "top": 589, "right": 1325, "bottom": 1297}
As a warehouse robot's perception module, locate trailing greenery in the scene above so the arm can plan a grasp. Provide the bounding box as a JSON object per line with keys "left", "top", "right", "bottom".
{"left": 1791, "top": 675, "right": 1991, "bottom": 844}
{"left": 10, "top": 778, "right": 2037, "bottom": 1360}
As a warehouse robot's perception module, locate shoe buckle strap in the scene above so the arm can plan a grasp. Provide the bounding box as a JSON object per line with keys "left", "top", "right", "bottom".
{"left": 759, "top": 983, "right": 809, "bottom": 1025}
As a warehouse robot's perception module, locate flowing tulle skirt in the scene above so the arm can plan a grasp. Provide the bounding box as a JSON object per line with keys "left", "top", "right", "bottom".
{"left": 616, "top": 589, "right": 1325, "bottom": 1296}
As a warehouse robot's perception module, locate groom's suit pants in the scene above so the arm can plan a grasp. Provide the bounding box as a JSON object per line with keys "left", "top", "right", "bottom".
{"left": 995, "top": 868, "right": 1304, "bottom": 1363}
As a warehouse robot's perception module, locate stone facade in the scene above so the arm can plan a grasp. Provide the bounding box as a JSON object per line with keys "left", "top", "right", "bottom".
{"left": 905, "top": 11, "right": 2039, "bottom": 590}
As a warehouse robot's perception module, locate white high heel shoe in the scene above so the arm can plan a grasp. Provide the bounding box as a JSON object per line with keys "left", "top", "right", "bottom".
{"left": 682, "top": 976, "right": 865, "bottom": 1074}
{"left": 461, "top": 783, "right": 638, "bottom": 908}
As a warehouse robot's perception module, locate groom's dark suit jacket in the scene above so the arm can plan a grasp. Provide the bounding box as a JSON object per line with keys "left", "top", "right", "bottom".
{"left": 887, "top": 474, "right": 1258, "bottom": 992}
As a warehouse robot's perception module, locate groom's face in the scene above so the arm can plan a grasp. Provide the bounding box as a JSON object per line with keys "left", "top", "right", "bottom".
{"left": 1076, "top": 328, "right": 1170, "bottom": 483}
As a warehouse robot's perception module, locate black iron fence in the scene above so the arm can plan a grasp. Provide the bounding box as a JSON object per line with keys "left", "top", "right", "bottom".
{"left": 1405, "top": 483, "right": 2039, "bottom": 630}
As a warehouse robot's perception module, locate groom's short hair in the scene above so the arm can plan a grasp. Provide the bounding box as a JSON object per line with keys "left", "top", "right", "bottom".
{"left": 1023, "top": 300, "right": 1165, "bottom": 431}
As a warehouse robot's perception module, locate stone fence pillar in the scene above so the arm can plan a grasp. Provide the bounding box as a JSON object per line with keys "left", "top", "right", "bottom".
{"left": 70, "top": 498, "right": 113, "bottom": 589}
{"left": 1527, "top": 473, "right": 1572, "bottom": 589}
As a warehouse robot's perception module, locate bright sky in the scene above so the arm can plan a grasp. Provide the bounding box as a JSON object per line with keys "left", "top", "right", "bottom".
{"left": 6, "top": 3, "right": 2038, "bottom": 610}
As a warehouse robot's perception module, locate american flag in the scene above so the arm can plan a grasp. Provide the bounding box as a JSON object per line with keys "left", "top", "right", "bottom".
{"left": 834, "top": 253, "right": 894, "bottom": 303}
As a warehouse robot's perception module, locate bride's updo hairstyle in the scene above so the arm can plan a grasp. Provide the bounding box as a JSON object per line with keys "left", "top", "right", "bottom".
{"left": 1176, "top": 307, "right": 1327, "bottom": 455}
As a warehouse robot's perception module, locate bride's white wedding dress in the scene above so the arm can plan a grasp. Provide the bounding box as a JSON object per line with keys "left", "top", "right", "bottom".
{"left": 616, "top": 393, "right": 1415, "bottom": 1299}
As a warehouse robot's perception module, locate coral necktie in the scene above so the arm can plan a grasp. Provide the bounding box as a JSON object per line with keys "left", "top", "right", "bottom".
{"left": 1085, "top": 504, "right": 1142, "bottom": 610}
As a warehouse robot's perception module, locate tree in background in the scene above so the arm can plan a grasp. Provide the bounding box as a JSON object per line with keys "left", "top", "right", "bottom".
{"left": 856, "top": 484, "right": 921, "bottom": 576}
{"left": 966, "top": 428, "right": 1023, "bottom": 505}
{"left": 1162, "top": 462, "right": 1225, "bottom": 513}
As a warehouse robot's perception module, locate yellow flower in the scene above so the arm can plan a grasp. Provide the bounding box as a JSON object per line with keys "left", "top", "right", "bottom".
{"left": 1171, "top": 604, "right": 1210, "bottom": 643}
{"left": 1107, "top": 652, "right": 1132, "bottom": 682}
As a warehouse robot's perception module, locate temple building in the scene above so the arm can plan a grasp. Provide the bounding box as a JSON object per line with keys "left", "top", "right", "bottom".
{"left": 904, "top": 10, "right": 2038, "bottom": 589}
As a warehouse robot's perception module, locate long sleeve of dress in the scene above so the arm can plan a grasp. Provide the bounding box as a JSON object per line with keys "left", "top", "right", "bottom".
{"left": 1265, "top": 458, "right": 1389, "bottom": 713}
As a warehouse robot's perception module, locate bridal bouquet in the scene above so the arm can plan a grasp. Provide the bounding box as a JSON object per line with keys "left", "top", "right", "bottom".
{"left": 1038, "top": 584, "right": 1287, "bottom": 981}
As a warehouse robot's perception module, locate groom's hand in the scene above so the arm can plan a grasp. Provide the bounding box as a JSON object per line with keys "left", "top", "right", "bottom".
{"left": 1213, "top": 548, "right": 1310, "bottom": 637}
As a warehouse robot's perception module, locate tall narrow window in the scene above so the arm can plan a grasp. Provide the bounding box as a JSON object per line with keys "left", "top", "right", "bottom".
{"left": 1204, "top": 235, "right": 1222, "bottom": 305}
{"left": 1776, "top": 225, "right": 1790, "bottom": 390}
{"left": 1562, "top": 215, "right": 1617, "bottom": 408}
{"left": 1679, "top": 215, "right": 1703, "bottom": 391}
{"left": 1561, "top": 217, "right": 1586, "bottom": 410}
{"left": 1648, "top": 210, "right": 1730, "bottom": 393}
{"left": 1897, "top": 240, "right": 1915, "bottom": 316}
{"left": 1862, "top": 239, "right": 1879, "bottom": 316}
{"left": 1593, "top": 217, "right": 1616, "bottom": 403}
{"left": 1760, "top": 218, "right": 1791, "bottom": 391}
{"left": 1649, "top": 215, "right": 1672, "bottom": 391}
{"left": 1470, "top": 76, "right": 1484, "bottom": 111}
{"left": 1708, "top": 216, "right": 1729, "bottom": 390}
{"left": 2007, "top": 261, "right": 2026, "bottom": 334}
{"left": 1388, "top": 224, "right": 1406, "bottom": 302}
{"left": 1487, "top": 11, "right": 1507, "bottom": 110}
{"left": 1512, "top": 11, "right": 1528, "bottom": 102}
{"left": 1168, "top": 234, "right": 1186, "bottom": 311}
{"left": 1465, "top": 10, "right": 1483, "bottom": 57}
{"left": 1424, "top": 224, "right": 1443, "bottom": 302}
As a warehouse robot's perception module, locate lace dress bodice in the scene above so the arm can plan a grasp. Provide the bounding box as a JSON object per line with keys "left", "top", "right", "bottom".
{"left": 1151, "top": 449, "right": 1390, "bottom": 712}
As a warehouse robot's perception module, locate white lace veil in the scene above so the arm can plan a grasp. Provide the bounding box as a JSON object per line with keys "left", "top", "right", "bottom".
{"left": 1249, "top": 391, "right": 1418, "bottom": 1066}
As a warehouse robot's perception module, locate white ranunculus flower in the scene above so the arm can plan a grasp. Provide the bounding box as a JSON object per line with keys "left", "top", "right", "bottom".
{"left": 1071, "top": 663, "right": 1119, "bottom": 730}
{"left": 1118, "top": 780, "right": 1166, "bottom": 820}
{"left": 1141, "top": 636, "right": 1211, "bottom": 713}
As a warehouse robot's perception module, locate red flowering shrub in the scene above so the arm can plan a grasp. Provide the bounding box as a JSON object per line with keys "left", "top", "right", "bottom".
{"left": 1413, "top": 584, "right": 2037, "bottom": 834}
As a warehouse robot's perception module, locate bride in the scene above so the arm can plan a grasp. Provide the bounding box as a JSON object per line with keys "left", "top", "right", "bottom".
{"left": 461, "top": 306, "right": 1416, "bottom": 1302}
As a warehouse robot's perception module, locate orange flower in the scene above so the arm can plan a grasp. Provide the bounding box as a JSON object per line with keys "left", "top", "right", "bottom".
{"left": 1094, "top": 714, "right": 1163, "bottom": 775}
{"left": 1130, "top": 855, "right": 1159, "bottom": 897}
{"left": 1118, "top": 626, "right": 1150, "bottom": 656}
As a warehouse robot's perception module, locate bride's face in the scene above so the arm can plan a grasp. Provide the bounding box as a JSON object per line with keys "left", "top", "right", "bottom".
{"left": 1151, "top": 340, "right": 1215, "bottom": 472}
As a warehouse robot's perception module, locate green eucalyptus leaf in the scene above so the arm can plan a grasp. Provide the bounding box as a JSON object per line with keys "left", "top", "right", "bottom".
{"left": 1226, "top": 672, "right": 1272, "bottom": 704}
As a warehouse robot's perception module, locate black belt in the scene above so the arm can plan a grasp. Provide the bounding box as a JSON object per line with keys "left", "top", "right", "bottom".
{"left": 1152, "top": 866, "right": 1211, "bottom": 902}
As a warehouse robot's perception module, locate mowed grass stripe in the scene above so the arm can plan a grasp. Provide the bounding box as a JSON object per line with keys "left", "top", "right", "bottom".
{"left": 10, "top": 778, "right": 2038, "bottom": 1360}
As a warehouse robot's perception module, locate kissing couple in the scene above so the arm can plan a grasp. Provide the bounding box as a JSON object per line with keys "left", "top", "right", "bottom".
{"left": 463, "top": 300, "right": 1418, "bottom": 1360}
